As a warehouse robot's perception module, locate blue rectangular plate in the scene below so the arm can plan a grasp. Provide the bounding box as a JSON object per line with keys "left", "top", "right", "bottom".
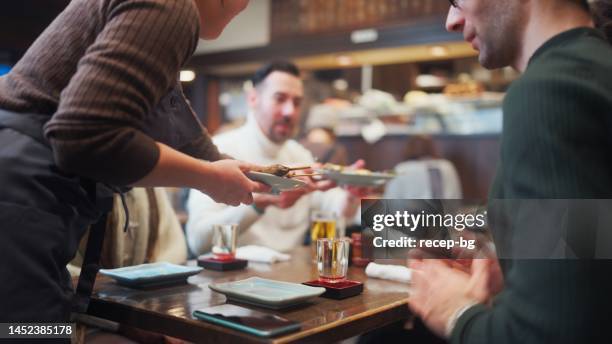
{"left": 99, "top": 262, "right": 203, "bottom": 288}
{"left": 209, "top": 277, "right": 325, "bottom": 309}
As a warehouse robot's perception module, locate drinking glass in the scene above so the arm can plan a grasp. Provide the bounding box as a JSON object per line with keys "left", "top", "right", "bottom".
{"left": 310, "top": 211, "right": 337, "bottom": 259}
{"left": 316, "top": 238, "right": 350, "bottom": 283}
{"left": 212, "top": 224, "right": 237, "bottom": 261}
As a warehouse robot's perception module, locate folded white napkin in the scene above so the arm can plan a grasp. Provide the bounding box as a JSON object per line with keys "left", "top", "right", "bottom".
{"left": 365, "top": 262, "right": 412, "bottom": 283}
{"left": 235, "top": 245, "right": 291, "bottom": 264}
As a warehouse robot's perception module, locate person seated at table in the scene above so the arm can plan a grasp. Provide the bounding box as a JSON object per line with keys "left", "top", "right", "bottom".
{"left": 384, "top": 135, "right": 462, "bottom": 199}
{"left": 408, "top": 1, "right": 612, "bottom": 344}
{"left": 186, "top": 61, "right": 366, "bottom": 255}
{"left": 68, "top": 187, "right": 187, "bottom": 276}
{"left": 300, "top": 103, "right": 349, "bottom": 166}
{"left": 68, "top": 187, "right": 188, "bottom": 344}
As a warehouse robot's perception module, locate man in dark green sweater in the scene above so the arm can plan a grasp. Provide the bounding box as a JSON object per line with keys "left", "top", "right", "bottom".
{"left": 409, "top": 0, "right": 612, "bottom": 343}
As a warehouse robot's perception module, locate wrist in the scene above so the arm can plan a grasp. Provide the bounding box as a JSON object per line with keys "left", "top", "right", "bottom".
{"left": 197, "top": 161, "right": 218, "bottom": 193}
{"left": 444, "top": 300, "right": 481, "bottom": 339}
{"left": 252, "top": 203, "right": 265, "bottom": 215}
{"left": 252, "top": 194, "right": 270, "bottom": 212}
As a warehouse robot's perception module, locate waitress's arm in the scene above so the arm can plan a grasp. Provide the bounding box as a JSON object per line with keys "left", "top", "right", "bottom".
{"left": 38, "top": 0, "right": 262, "bottom": 206}
{"left": 134, "top": 142, "right": 267, "bottom": 206}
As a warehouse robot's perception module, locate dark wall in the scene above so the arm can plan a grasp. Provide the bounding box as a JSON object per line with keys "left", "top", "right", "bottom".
{"left": 338, "top": 134, "right": 500, "bottom": 200}
{"left": 0, "top": 1, "right": 69, "bottom": 62}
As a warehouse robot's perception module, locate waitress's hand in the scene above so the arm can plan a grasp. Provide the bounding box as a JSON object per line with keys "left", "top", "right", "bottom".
{"left": 201, "top": 159, "right": 268, "bottom": 206}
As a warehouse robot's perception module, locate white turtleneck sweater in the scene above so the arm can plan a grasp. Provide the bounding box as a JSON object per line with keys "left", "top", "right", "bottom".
{"left": 186, "top": 116, "right": 349, "bottom": 254}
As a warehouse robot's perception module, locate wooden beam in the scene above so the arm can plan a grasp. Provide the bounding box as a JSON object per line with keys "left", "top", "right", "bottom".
{"left": 188, "top": 18, "right": 462, "bottom": 71}
{"left": 204, "top": 78, "right": 223, "bottom": 134}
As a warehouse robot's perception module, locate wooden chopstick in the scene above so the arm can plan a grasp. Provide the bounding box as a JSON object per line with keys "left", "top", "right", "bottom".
{"left": 286, "top": 165, "right": 311, "bottom": 171}
{"left": 287, "top": 173, "right": 322, "bottom": 178}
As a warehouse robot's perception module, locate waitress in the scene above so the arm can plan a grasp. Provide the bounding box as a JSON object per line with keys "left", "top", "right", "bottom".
{"left": 0, "top": 0, "right": 261, "bottom": 323}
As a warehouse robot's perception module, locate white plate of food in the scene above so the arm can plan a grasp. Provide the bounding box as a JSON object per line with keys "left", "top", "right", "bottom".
{"left": 318, "top": 164, "right": 395, "bottom": 186}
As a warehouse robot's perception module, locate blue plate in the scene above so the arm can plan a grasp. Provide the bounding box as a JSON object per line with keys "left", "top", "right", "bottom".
{"left": 99, "top": 262, "right": 203, "bottom": 288}
{"left": 209, "top": 277, "right": 325, "bottom": 309}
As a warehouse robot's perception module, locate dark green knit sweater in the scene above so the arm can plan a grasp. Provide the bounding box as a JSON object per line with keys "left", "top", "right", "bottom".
{"left": 451, "top": 28, "right": 612, "bottom": 344}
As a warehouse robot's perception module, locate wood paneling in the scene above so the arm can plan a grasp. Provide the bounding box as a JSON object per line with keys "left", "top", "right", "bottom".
{"left": 372, "top": 63, "right": 419, "bottom": 98}
{"left": 188, "top": 19, "right": 462, "bottom": 71}
{"left": 205, "top": 78, "right": 223, "bottom": 134}
{"left": 270, "top": 0, "right": 451, "bottom": 40}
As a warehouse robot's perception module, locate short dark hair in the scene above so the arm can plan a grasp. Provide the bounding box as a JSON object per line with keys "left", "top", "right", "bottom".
{"left": 591, "top": 0, "right": 612, "bottom": 44}
{"left": 251, "top": 61, "right": 300, "bottom": 87}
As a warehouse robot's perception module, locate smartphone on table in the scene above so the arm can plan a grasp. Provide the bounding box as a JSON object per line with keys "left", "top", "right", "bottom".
{"left": 193, "top": 304, "right": 301, "bottom": 337}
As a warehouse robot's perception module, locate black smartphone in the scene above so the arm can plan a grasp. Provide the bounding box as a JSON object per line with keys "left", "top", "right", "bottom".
{"left": 193, "top": 304, "right": 301, "bottom": 337}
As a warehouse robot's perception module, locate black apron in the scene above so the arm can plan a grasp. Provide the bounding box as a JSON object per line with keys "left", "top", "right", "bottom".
{"left": 0, "top": 109, "right": 113, "bottom": 323}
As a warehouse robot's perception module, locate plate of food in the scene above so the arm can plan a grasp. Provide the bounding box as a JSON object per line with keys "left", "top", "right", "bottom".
{"left": 247, "top": 164, "right": 310, "bottom": 194}
{"left": 209, "top": 277, "right": 325, "bottom": 309}
{"left": 318, "top": 163, "right": 395, "bottom": 187}
{"left": 99, "top": 262, "right": 203, "bottom": 288}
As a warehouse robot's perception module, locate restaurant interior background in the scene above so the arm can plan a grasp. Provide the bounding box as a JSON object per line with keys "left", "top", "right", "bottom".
{"left": 1, "top": 0, "right": 516, "bottom": 217}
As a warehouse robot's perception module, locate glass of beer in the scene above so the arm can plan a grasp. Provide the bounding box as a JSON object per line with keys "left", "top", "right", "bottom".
{"left": 317, "top": 238, "right": 350, "bottom": 283}
{"left": 310, "top": 210, "right": 337, "bottom": 241}
{"left": 310, "top": 211, "right": 337, "bottom": 259}
{"left": 212, "top": 224, "right": 237, "bottom": 261}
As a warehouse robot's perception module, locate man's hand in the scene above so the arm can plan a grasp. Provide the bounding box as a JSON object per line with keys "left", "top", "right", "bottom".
{"left": 341, "top": 159, "right": 378, "bottom": 196}
{"left": 339, "top": 159, "right": 377, "bottom": 218}
{"left": 289, "top": 164, "right": 336, "bottom": 192}
{"left": 408, "top": 258, "right": 503, "bottom": 338}
{"left": 253, "top": 187, "right": 312, "bottom": 210}
{"left": 467, "top": 258, "right": 504, "bottom": 302}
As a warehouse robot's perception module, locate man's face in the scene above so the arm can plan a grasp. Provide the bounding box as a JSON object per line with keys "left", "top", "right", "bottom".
{"left": 249, "top": 71, "right": 304, "bottom": 144}
{"left": 446, "top": 0, "right": 527, "bottom": 69}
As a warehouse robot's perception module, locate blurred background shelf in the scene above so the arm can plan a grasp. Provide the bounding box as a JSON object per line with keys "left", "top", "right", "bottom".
{"left": 1, "top": 0, "right": 515, "bottom": 201}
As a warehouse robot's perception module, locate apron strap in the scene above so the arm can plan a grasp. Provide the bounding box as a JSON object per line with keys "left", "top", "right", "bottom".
{"left": 72, "top": 183, "right": 128, "bottom": 315}
{"left": 72, "top": 211, "right": 109, "bottom": 314}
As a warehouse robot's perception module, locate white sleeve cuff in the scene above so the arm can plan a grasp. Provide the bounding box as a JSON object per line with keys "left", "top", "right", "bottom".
{"left": 445, "top": 301, "right": 481, "bottom": 339}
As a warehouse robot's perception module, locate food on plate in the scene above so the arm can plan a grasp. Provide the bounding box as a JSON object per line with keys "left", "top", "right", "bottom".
{"left": 353, "top": 169, "right": 372, "bottom": 175}
{"left": 321, "top": 163, "right": 344, "bottom": 172}
{"left": 321, "top": 163, "right": 393, "bottom": 176}
{"left": 252, "top": 164, "right": 310, "bottom": 177}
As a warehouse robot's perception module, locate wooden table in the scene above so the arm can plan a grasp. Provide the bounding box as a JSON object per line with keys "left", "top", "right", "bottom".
{"left": 87, "top": 247, "right": 411, "bottom": 343}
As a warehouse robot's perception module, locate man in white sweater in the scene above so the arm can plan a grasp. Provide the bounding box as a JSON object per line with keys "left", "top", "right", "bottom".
{"left": 186, "top": 62, "right": 361, "bottom": 254}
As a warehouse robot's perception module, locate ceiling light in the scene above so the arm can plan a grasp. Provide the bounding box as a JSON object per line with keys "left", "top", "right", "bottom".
{"left": 180, "top": 70, "right": 196, "bottom": 82}
{"left": 336, "top": 55, "right": 353, "bottom": 66}
{"left": 333, "top": 79, "right": 349, "bottom": 91}
{"left": 429, "top": 46, "right": 449, "bottom": 57}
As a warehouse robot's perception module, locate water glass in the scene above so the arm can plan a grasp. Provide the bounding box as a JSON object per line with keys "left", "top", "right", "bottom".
{"left": 316, "top": 238, "right": 350, "bottom": 283}
{"left": 212, "top": 224, "right": 237, "bottom": 261}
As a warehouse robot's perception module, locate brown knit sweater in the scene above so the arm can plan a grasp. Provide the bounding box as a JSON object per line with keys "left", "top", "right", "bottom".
{"left": 0, "top": 0, "right": 221, "bottom": 186}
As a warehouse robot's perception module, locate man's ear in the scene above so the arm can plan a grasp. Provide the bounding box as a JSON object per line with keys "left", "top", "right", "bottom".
{"left": 247, "top": 87, "right": 258, "bottom": 108}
